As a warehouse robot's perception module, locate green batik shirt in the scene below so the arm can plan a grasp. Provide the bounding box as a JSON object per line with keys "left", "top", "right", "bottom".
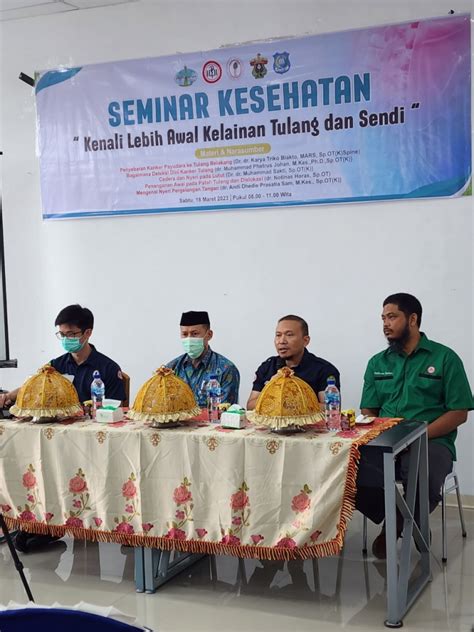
{"left": 360, "top": 333, "right": 473, "bottom": 459}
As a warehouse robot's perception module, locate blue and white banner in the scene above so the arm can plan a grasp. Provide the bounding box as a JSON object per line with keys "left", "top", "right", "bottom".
{"left": 36, "top": 14, "right": 471, "bottom": 220}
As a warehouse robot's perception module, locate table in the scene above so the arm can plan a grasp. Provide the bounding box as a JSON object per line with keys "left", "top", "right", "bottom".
{"left": 134, "top": 420, "right": 431, "bottom": 629}
{"left": 0, "top": 415, "right": 427, "bottom": 626}
{"left": 359, "top": 420, "right": 431, "bottom": 627}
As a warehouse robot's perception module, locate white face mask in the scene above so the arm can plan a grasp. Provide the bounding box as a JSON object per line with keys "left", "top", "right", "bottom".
{"left": 181, "top": 337, "right": 204, "bottom": 359}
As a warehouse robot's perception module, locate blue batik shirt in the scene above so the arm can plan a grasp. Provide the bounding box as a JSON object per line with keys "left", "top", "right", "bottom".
{"left": 166, "top": 347, "right": 240, "bottom": 406}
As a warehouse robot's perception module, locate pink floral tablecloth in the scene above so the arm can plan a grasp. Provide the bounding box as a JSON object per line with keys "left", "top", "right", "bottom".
{"left": 0, "top": 416, "right": 399, "bottom": 560}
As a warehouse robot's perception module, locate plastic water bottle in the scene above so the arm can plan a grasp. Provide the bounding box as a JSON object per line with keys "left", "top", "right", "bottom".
{"left": 206, "top": 374, "right": 222, "bottom": 423}
{"left": 91, "top": 370, "right": 105, "bottom": 417}
{"left": 324, "top": 376, "right": 341, "bottom": 431}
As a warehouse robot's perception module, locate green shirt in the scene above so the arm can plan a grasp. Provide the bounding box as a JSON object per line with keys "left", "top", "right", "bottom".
{"left": 360, "top": 333, "right": 473, "bottom": 459}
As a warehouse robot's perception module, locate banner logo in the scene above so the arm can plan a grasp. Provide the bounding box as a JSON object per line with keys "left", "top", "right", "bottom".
{"left": 175, "top": 66, "right": 197, "bottom": 87}
{"left": 227, "top": 58, "right": 243, "bottom": 80}
{"left": 202, "top": 60, "right": 222, "bottom": 84}
{"left": 273, "top": 52, "right": 290, "bottom": 74}
{"left": 250, "top": 53, "right": 268, "bottom": 79}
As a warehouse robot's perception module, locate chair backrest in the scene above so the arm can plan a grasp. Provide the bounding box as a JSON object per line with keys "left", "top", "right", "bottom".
{"left": 121, "top": 371, "right": 130, "bottom": 407}
{"left": 0, "top": 608, "right": 150, "bottom": 631}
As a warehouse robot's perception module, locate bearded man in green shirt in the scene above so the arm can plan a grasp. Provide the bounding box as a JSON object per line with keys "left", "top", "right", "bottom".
{"left": 356, "top": 293, "right": 473, "bottom": 559}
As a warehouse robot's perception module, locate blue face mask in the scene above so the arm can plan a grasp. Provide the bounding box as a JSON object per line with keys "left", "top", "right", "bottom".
{"left": 61, "top": 337, "right": 84, "bottom": 353}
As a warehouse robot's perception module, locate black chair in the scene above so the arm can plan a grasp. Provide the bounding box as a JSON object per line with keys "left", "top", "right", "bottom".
{"left": 0, "top": 608, "right": 152, "bottom": 632}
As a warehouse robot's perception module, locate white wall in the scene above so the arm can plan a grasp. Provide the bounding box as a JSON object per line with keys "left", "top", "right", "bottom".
{"left": 1, "top": 0, "right": 473, "bottom": 492}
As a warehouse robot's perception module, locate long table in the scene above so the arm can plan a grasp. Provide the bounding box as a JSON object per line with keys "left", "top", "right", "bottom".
{"left": 359, "top": 420, "right": 431, "bottom": 627}
{"left": 0, "top": 415, "right": 429, "bottom": 626}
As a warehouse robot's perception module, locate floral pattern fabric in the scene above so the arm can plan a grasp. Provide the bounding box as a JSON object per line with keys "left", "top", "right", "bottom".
{"left": 0, "top": 416, "right": 399, "bottom": 559}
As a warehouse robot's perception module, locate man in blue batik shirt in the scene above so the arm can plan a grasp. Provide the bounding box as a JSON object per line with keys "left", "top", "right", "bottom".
{"left": 166, "top": 311, "right": 240, "bottom": 406}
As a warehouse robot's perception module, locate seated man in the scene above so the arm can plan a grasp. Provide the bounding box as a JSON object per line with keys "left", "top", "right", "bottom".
{"left": 0, "top": 304, "right": 125, "bottom": 406}
{"left": 356, "top": 293, "right": 473, "bottom": 558}
{"left": 0, "top": 304, "right": 125, "bottom": 553}
{"left": 166, "top": 311, "right": 240, "bottom": 406}
{"left": 247, "top": 314, "right": 340, "bottom": 409}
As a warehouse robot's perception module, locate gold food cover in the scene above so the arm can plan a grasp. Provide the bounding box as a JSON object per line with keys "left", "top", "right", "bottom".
{"left": 128, "top": 366, "right": 200, "bottom": 423}
{"left": 10, "top": 365, "right": 82, "bottom": 418}
{"left": 247, "top": 366, "right": 323, "bottom": 429}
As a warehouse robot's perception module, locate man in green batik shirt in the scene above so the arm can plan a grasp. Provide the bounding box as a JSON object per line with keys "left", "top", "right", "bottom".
{"left": 356, "top": 293, "right": 473, "bottom": 559}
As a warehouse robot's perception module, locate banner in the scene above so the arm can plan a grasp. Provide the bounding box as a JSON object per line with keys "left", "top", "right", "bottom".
{"left": 36, "top": 14, "right": 471, "bottom": 220}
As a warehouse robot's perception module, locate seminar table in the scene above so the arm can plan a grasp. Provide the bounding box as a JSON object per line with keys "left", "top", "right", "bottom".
{"left": 0, "top": 416, "right": 429, "bottom": 626}
{"left": 359, "top": 419, "right": 431, "bottom": 627}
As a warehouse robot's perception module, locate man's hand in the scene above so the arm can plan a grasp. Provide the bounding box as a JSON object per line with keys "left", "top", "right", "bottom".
{"left": 0, "top": 389, "right": 18, "bottom": 408}
{"left": 427, "top": 410, "right": 468, "bottom": 439}
{"left": 246, "top": 390, "right": 261, "bottom": 411}
{"left": 361, "top": 408, "right": 380, "bottom": 416}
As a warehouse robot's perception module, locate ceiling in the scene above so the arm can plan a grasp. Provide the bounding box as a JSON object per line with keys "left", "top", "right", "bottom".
{"left": 0, "top": 0, "right": 137, "bottom": 22}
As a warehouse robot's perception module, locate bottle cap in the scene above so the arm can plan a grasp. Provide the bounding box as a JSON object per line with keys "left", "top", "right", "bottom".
{"left": 327, "top": 375, "right": 336, "bottom": 384}
{"left": 93, "top": 370, "right": 101, "bottom": 379}
{"left": 209, "top": 374, "right": 218, "bottom": 380}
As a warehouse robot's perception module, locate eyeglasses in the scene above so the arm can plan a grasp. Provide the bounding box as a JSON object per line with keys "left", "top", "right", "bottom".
{"left": 55, "top": 330, "right": 83, "bottom": 340}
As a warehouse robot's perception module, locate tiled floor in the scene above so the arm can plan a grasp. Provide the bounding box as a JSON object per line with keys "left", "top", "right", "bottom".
{"left": 0, "top": 507, "right": 472, "bottom": 631}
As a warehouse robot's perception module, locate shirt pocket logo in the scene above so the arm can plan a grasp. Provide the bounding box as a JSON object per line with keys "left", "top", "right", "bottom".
{"left": 418, "top": 372, "right": 442, "bottom": 380}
